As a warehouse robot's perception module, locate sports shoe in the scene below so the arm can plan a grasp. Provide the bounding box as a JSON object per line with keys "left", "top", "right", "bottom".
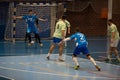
{"left": 46, "top": 56, "right": 50, "bottom": 60}
{"left": 74, "top": 65, "right": 80, "bottom": 70}
{"left": 95, "top": 65, "right": 101, "bottom": 71}
{"left": 58, "top": 58, "right": 65, "bottom": 62}
{"left": 39, "top": 43, "right": 43, "bottom": 46}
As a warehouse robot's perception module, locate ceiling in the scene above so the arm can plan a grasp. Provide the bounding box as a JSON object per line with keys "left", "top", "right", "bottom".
{"left": 0, "top": 0, "right": 74, "bottom": 2}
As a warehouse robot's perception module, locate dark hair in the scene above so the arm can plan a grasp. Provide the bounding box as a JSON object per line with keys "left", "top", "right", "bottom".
{"left": 108, "top": 19, "right": 113, "bottom": 23}
{"left": 28, "top": 10, "right": 32, "bottom": 12}
{"left": 62, "top": 15, "right": 66, "bottom": 20}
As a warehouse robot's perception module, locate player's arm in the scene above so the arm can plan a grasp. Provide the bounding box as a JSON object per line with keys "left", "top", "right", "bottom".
{"left": 62, "top": 30, "right": 66, "bottom": 39}
{"left": 66, "top": 20, "right": 71, "bottom": 34}
{"left": 111, "top": 32, "right": 115, "bottom": 42}
{"left": 58, "top": 37, "right": 70, "bottom": 45}
{"left": 38, "top": 18, "right": 47, "bottom": 21}
{"left": 110, "top": 26, "right": 116, "bottom": 42}
{"left": 13, "top": 16, "right": 23, "bottom": 19}
{"left": 63, "top": 37, "right": 71, "bottom": 42}
{"left": 67, "top": 27, "right": 71, "bottom": 34}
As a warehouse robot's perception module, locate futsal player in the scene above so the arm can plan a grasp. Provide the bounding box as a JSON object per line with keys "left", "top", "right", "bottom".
{"left": 59, "top": 27, "right": 101, "bottom": 71}
{"left": 13, "top": 10, "right": 47, "bottom": 46}
{"left": 46, "top": 15, "right": 66, "bottom": 62}
{"left": 25, "top": 11, "right": 44, "bottom": 45}
{"left": 107, "top": 19, "right": 120, "bottom": 62}
{"left": 58, "top": 15, "right": 71, "bottom": 47}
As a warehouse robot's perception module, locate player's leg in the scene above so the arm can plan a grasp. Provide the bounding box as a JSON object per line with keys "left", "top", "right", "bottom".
{"left": 27, "top": 33, "right": 32, "bottom": 46}
{"left": 86, "top": 54, "right": 101, "bottom": 71}
{"left": 35, "top": 33, "right": 43, "bottom": 46}
{"left": 46, "top": 37, "right": 57, "bottom": 60}
{"left": 34, "top": 27, "right": 43, "bottom": 46}
{"left": 26, "top": 28, "right": 32, "bottom": 45}
{"left": 72, "top": 54, "right": 79, "bottom": 70}
{"left": 113, "top": 47, "right": 120, "bottom": 61}
{"left": 46, "top": 44, "right": 55, "bottom": 60}
{"left": 72, "top": 46, "right": 80, "bottom": 70}
{"left": 113, "top": 40, "right": 120, "bottom": 61}
{"left": 25, "top": 32, "right": 28, "bottom": 42}
{"left": 107, "top": 47, "right": 113, "bottom": 61}
{"left": 108, "top": 39, "right": 120, "bottom": 61}
{"left": 82, "top": 46, "right": 101, "bottom": 71}
{"left": 58, "top": 42, "right": 64, "bottom": 61}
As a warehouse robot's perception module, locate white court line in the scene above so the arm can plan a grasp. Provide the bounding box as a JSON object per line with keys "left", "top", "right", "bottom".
{"left": 0, "top": 66, "right": 119, "bottom": 80}
{"left": 0, "top": 75, "right": 15, "bottom": 80}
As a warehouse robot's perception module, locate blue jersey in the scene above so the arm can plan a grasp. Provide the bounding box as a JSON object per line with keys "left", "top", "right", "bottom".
{"left": 70, "top": 32, "right": 88, "bottom": 46}
{"left": 22, "top": 15, "right": 39, "bottom": 33}
{"left": 22, "top": 15, "right": 38, "bottom": 28}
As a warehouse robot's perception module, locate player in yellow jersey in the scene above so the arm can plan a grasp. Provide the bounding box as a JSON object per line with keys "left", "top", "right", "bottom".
{"left": 46, "top": 15, "right": 67, "bottom": 61}
{"left": 107, "top": 19, "right": 120, "bottom": 62}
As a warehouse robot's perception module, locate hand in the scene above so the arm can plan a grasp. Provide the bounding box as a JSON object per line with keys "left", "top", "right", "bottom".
{"left": 13, "top": 16, "right": 16, "bottom": 19}
{"left": 58, "top": 40, "right": 64, "bottom": 46}
{"left": 68, "top": 31, "right": 70, "bottom": 34}
{"left": 43, "top": 19, "right": 48, "bottom": 22}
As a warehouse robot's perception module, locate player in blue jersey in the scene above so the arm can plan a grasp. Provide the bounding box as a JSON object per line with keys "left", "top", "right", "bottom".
{"left": 13, "top": 10, "right": 47, "bottom": 46}
{"left": 59, "top": 27, "right": 101, "bottom": 71}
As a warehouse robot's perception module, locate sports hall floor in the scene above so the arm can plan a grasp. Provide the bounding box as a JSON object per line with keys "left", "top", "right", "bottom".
{"left": 0, "top": 37, "right": 120, "bottom": 80}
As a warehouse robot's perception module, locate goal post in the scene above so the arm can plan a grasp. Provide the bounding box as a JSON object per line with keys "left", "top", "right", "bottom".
{"left": 5, "top": 2, "right": 64, "bottom": 42}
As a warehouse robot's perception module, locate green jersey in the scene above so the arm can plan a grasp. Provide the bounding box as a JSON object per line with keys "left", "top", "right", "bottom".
{"left": 108, "top": 24, "right": 120, "bottom": 40}
{"left": 53, "top": 20, "right": 66, "bottom": 39}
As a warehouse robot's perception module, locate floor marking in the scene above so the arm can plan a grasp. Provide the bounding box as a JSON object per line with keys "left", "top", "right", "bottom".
{"left": 0, "top": 66, "right": 119, "bottom": 79}
{"left": 21, "top": 63, "right": 69, "bottom": 76}
{"left": 0, "top": 75, "right": 15, "bottom": 80}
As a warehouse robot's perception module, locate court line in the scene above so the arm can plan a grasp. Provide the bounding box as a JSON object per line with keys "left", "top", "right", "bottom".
{"left": 0, "top": 75, "right": 15, "bottom": 80}
{"left": 0, "top": 55, "right": 120, "bottom": 79}
{"left": 0, "top": 66, "right": 119, "bottom": 80}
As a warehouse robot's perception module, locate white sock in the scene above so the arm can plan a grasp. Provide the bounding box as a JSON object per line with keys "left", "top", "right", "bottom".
{"left": 59, "top": 56, "right": 63, "bottom": 59}
{"left": 73, "top": 57, "right": 79, "bottom": 66}
{"left": 90, "top": 58, "right": 97, "bottom": 66}
{"left": 47, "top": 53, "right": 51, "bottom": 57}
{"left": 108, "top": 55, "right": 111, "bottom": 60}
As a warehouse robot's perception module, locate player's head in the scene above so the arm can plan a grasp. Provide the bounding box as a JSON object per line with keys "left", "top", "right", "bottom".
{"left": 34, "top": 11, "right": 38, "bottom": 15}
{"left": 61, "top": 15, "right": 66, "bottom": 20}
{"left": 28, "top": 10, "right": 33, "bottom": 15}
{"left": 108, "top": 19, "right": 113, "bottom": 25}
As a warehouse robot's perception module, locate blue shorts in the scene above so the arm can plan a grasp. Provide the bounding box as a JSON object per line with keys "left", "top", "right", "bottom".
{"left": 53, "top": 37, "right": 62, "bottom": 44}
{"left": 73, "top": 45, "right": 89, "bottom": 56}
{"left": 27, "top": 26, "right": 39, "bottom": 34}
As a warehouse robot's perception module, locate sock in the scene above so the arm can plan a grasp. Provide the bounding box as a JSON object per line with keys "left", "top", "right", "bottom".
{"left": 59, "top": 56, "right": 63, "bottom": 59}
{"left": 90, "top": 57, "right": 97, "bottom": 66}
{"left": 47, "top": 53, "right": 51, "bottom": 57}
{"left": 108, "top": 55, "right": 111, "bottom": 60}
{"left": 73, "top": 57, "right": 79, "bottom": 66}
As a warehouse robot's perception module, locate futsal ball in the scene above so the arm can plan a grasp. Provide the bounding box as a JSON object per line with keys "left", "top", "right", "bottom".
{"left": 31, "top": 41, "right": 34, "bottom": 44}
